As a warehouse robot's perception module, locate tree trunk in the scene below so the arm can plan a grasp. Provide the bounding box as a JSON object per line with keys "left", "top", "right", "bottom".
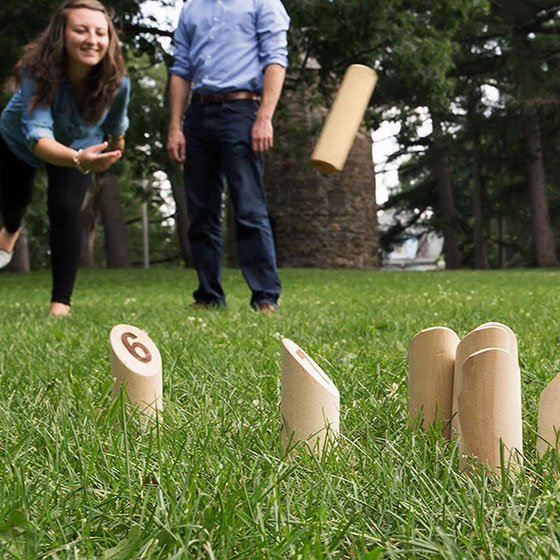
{"left": 100, "top": 175, "right": 131, "bottom": 268}
{"left": 472, "top": 127, "right": 489, "bottom": 269}
{"left": 79, "top": 178, "right": 103, "bottom": 268}
{"left": 524, "top": 103, "right": 558, "bottom": 267}
{"left": 167, "top": 164, "right": 191, "bottom": 267}
{"left": 432, "top": 114, "right": 461, "bottom": 269}
{"left": 498, "top": 217, "right": 507, "bottom": 269}
{"left": 6, "top": 225, "right": 30, "bottom": 273}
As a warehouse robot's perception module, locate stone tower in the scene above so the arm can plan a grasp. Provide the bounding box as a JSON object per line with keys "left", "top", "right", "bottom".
{"left": 226, "top": 89, "right": 378, "bottom": 269}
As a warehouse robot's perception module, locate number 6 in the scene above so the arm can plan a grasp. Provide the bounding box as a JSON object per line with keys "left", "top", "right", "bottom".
{"left": 121, "top": 332, "right": 152, "bottom": 363}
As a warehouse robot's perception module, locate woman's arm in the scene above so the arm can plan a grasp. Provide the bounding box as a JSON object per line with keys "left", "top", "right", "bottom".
{"left": 20, "top": 71, "right": 123, "bottom": 173}
{"left": 33, "top": 138, "right": 122, "bottom": 173}
{"left": 102, "top": 77, "right": 130, "bottom": 147}
{"left": 252, "top": 63, "right": 286, "bottom": 153}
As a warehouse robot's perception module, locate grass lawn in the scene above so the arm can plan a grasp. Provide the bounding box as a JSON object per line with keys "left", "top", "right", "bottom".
{"left": 1, "top": 266, "right": 560, "bottom": 558}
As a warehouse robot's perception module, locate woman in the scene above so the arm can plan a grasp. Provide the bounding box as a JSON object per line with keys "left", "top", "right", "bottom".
{"left": 0, "top": 0, "right": 130, "bottom": 316}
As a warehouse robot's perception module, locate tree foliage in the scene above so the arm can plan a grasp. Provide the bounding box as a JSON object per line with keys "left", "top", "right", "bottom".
{"left": 0, "top": 0, "right": 179, "bottom": 269}
{"left": 4, "top": 0, "right": 560, "bottom": 269}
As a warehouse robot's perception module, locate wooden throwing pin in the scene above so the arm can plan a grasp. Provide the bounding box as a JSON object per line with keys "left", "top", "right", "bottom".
{"left": 408, "top": 327, "right": 459, "bottom": 438}
{"left": 451, "top": 324, "right": 516, "bottom": 440}
{"left": 458, "top": 347, "right": 523, "bottom": 473}
{"left": 281, "top": 338, "right": 339, "bottom": 456}
{"left": 310, "top": 64, "right": 378, "bottom": 175}
{"left": 477, "top": 322, "right": 518, "bottom": 356}
{"left": 537, "top": 373, "right": 560, "bottom": 457}
{"left": 110, "top": 324, "right": 163, "bottom": 420}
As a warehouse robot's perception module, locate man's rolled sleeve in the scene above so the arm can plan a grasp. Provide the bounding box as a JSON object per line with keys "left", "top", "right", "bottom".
{"left": 102, "top": 76, "right": 131, "bottom": 137}
{"left": 256, "top": 0, "right": 290, "bottom": 70}
{"left": 20, "top": 72, "right": 55, "bottom": 151}
{"left": 169, "top": 14, "right": 194, "bottom": 81}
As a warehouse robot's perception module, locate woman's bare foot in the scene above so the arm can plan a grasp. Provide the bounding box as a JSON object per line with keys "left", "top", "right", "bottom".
{"left": 0, "top": 228, "right": 20, "bottom": 253}
{"left": 49, "top": 302, "right": 71, "bottom": 316}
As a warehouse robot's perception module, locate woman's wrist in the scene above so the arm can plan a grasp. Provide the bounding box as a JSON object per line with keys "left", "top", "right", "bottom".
{"left": 107, "top": 133, "right": 125, "bottom": 143}
{"left": 72, "top": 149, "right": 90, "bottom": 175}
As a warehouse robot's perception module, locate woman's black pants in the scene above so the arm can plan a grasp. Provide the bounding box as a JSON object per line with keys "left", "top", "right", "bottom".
{"left": 0, "top": 136, "right": 90, "bottom": 305}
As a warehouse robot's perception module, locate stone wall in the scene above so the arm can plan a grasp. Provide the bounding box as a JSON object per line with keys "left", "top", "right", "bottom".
{"left": 226, "top": 90, "right": 378, "bottom": 269}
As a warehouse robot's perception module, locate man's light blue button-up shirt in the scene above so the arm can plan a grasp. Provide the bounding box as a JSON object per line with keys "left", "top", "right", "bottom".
{"left": 169, "top": 0, "right": 290, "bottom": 93}
{"left": 0, "top": 73, "right": 130, "bottom": 168}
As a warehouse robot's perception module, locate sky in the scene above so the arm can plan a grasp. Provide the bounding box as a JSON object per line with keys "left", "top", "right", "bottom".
{"left": 141, "top": 0, "right": 182, "bottom": 30}
{"left": 373, "top": 122, "right": 403, "bottom": 206}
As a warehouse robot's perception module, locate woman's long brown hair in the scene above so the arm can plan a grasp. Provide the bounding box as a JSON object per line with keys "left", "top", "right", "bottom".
{"left": 15, "top": 0, "right": 127, "bottom": 122}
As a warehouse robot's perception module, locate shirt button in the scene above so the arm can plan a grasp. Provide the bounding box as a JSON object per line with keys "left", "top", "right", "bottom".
{"left": 213, "top": 17, "right": 218, "bottom": 21}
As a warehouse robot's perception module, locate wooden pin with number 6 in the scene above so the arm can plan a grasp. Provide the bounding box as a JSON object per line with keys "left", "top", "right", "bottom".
{"left": 109, "top": 324, "right": 163, "bottom": 420}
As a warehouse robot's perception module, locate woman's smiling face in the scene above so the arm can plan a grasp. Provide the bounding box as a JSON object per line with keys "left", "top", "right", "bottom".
{"left": 64, "top": 7, "right": 109, "bottom": 70}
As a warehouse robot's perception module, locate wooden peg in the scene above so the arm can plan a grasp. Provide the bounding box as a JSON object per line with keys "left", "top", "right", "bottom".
{"left": 477, "top": 322, "right": 518, "bottom": 356}
{"left": 451, "top": 324, "right": 515, "bottom": 440}
{"left": 408, "top": 327, "right": 460, "bottom": 438}
{"left": 458, "top": 348, "right": 523, "bottom": 472}
{"left": 310, "top": 64, "right": 378, "bottom": 175}
{"left": 281, "top": 338, "right": 339, "bottom": 455}
{"left": 537, "top": 373, "right": 560, "bottom": 456}
{"left": 110, "top": 324, "right": 162, "bottom": 419}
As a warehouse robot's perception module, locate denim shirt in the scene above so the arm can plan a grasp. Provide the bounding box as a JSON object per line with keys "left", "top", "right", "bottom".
{"left": 0, "top": 73, "right": 130, "bottom": 168}
{"left": 169, "top": 0, "right": 290, "bottom": 94}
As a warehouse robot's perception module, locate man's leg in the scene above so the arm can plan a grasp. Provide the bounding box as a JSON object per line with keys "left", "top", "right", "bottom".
{"left": 184, "top": 105, "right": 227, "bottom": 306}
{"left": 218, "top": 101, "right": 281, "bottom": 308}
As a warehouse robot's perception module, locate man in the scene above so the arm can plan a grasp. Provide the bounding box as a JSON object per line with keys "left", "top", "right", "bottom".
{"left": 167, "top": 0, "right": 290, "bottom": 314}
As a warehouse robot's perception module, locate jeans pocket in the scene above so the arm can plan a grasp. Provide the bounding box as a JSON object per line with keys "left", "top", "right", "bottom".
{"left": 226, "top": 101, "right": 258, "bottom": 123}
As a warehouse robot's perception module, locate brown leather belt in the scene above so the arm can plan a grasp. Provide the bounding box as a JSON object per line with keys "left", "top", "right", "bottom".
{"left": 191, "top": 91, "right": 261, "bottom": 104}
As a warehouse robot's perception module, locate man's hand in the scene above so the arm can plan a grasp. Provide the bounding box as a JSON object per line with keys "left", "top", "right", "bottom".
{"left": 252, "top": 115, "right": 274, "bottom": 153}
{"left": 167, "top": 126, "right": 186, "bottom": 163}
{"left": 79, "top": 142, "right": 122, "bottom": 173}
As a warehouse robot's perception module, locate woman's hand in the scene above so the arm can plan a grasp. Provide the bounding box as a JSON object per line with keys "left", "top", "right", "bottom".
{"left": 33, "top": 137, "right": 122, "bottom": 171}
{"left": 77, "top": 141, "right": 122, "bottom": 173}
{"left": 107, "top": 135, "right": 125, "bottom": 154}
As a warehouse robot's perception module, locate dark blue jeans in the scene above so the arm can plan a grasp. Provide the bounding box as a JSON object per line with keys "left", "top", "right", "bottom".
{"left": 183, "top": 99, "right": 281, "bottom": 307}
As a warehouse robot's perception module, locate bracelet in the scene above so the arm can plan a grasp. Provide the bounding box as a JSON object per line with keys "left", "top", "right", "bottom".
{"left": 72, "top": 149, "right": 90, "bottom": 175}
